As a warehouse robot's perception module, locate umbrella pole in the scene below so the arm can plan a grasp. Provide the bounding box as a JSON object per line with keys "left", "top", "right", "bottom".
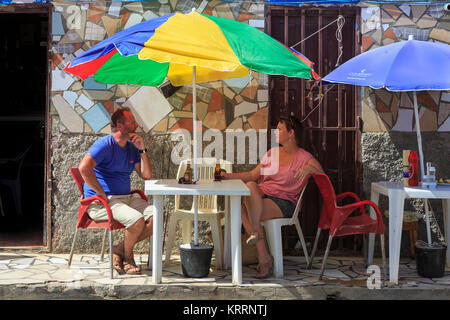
{"left": 412, "top": 91, "right": 432, "bottom": 246}
{"left": 193, "top": 66, "right": 199, "bottom": 246}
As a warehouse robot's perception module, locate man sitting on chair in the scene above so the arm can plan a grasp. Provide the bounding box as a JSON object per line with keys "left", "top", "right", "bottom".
{"left": 78, "top": 107, "right": 153, "bottom": 275}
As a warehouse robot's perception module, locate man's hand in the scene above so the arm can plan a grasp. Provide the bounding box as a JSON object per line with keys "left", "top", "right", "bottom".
{"left": 129, "top": 133, "right": 145, "bottom": 151}
{"left": 79, "top": 154, "right": 109, "bottom": 203}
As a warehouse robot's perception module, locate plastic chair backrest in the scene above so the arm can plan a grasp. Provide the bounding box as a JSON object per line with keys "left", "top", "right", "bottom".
{"left": 312, "top": 173, "right": 338, "bottom": 226}
{"left": 69, "top": 168, "right": 85, "bottom": 199}
{"left": 1, "top": 145, "right": 31, "bottom": 180}
{"left": 175, "top": 158, "right": 232, "bottom": 212}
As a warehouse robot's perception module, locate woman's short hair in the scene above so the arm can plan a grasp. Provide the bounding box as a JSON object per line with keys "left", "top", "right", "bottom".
{"left": 279, "top": 115, "right": 303, "bottom": 147}
{"left": 111, "top": 107, "right": 131, "bottom": 131}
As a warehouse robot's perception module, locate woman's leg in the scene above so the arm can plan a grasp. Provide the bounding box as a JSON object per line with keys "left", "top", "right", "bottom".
{"left": 242, "top": 181, "right": 265, "bottom": 237}
{"left": 241, "top": 203, "right": 252, "bottom": 236}
{"left": 255, "top": 199, "right": 284, "bottom": 260}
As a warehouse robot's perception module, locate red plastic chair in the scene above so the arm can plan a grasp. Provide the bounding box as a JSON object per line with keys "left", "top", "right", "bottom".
{"left": 307, "top": 173, "right": 386, "bottom": 280}
{"left": 68, "top": 167, "right": 147, "bottom": 279}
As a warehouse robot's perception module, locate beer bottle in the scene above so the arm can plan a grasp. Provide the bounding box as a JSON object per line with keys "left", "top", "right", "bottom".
{"left": 184, "top": 161, "right": 192, "bottom": 184}
{"left": 214, "top": 160, "right": 221, "bottom": 181}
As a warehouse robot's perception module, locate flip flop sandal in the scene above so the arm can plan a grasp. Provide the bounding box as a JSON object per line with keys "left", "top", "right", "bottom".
{"left": 246, "top": 233, "right": 263, "bottom": 245}
{"left": 123, "top": 262, "right": 141, "bottom": 275}
{"left": 113, "top": 253, "right": 124, "bottom": 275}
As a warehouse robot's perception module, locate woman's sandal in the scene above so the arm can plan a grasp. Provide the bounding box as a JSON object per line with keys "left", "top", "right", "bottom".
{"left": 123, "top": 261, "right": 141, "bottom": 275}
{"left": 113, "top": 253, "right": 124, "bottom": 275}
{"left": 246, "top": 233, "right": 263, "bottom": 245}
{"left": 255, "top": 256, "right": 273, "bottom": 279}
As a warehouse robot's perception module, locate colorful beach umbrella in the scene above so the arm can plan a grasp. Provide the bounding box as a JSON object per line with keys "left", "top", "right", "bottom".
{"left": 64, "top": 11, "right": 318, "bottom": 86}
{"left": 64, "top": 10, "right": 318, "bottom": 246}
{"left": 323, "top": 36, "right": 450, "bottom": 246}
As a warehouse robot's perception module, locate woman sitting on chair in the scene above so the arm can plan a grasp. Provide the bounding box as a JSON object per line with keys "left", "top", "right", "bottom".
{"left": 221, "top": 115, "right": 324, "bottom": 278}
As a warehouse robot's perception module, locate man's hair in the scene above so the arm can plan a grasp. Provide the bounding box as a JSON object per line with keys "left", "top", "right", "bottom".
{"left": 279, "top": 115, "right": 303, "bottom": 148}
{"left": 111, "top": 107, "right": 131, "bottom": 131}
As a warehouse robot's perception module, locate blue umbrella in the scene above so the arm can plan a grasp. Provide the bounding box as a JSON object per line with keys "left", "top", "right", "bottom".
{"left": 323, "top": 36, "right": 450, "bottom": 246}
{"left": 323, "top": 37, "right": 450, "bottom": 91}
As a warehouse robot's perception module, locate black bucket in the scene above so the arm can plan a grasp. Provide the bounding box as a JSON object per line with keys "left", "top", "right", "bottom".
{"left": 415, "top": 241, "right": 447, "bottom": 278}
{"left": 179, "top": 243, "right": 214, "bottom": 278}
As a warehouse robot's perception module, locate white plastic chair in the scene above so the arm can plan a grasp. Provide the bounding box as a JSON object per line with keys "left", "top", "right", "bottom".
{"left": 0, "top": 145, "right": 31, "bottom": 216}
{"left": 261, "top": 186, "right": 310, "bottom": 278}
{"left": 164, "top": 158, "right": 232, "bottom": 269}
{"left": 0, "top": 194, "right": 4, "bottom": 216}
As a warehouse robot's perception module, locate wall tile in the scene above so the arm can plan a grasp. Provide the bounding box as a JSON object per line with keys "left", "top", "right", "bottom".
{"left": 429, "top": 29, "right": 450, "bottom": 43}
{"left": 124, "top": 86, "right": 173, "bottom": 132}
{"left": 411, "top": 5, "right": 427, "bottom": 22}
{"left": 416, "top": 15, "right": 437, "bottom": 29}
{"left": 63, "top": 91, "right": 78, "bottom": 108}
{"left": 438, "top": 102, "right": 450, "bottom": 126}
{"left": 234, "top": 101, "right": 258, "bottom": 118}
{"left": 52, "top": 12, "right": 65, "bottom": 36}
{"left": 382, "top": 5, "right": 402, "bottom": 20}
{"left": 247, "top": 107, "right": 267, "bottom": 130}
{"left": 417, "top": 108, "right": 437, "bottom": 131}
{"left": 203, "top": 109, "right": 226, "bottom": 130}
{"left": 438, "top": 116, "right": 450, "bottom": 132}
{"left": 399, "top": 5, "right": 411, "bottom": 17}
{"left": 224, "top": 75, "right": 252, "bottom": 94}
{"left": 227, "top": 117, "right": 243, "bottom": 130}
{"left": 108, "top": 1, "right": 122, "bottom": 17}
{"left": 52, "top": 94, "right": 84, "bottom": 133}
{"left": 84, "top": 76, "right": 107, "bottom": 90}
{"left": 82, "top": 103, "right": 111, "bottom": 133}
{"left": 102, "top": 16, "right": 120, "bottom": 37}
{"left": 76, "top": 93, "right": 95, "bottom": 110}
{"left": 124, "top": 13, "right": 143, "bottom": 30}
{"left": 85, "top": 21, "right": 106, "bottom": 41}
{"left": 51, "top": 68, "right": 75, "bottom": 91}
{"left": 392, "top": 108, "right": 413, "bottom": 132}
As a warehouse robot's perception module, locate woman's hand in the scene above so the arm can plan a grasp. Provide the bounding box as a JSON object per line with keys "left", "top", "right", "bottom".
{"left": 220, "top": 171, "right": 230, "bottom": 180}
{"left": 295, "top": 158, "right": 324, "bottom": 181}
{"left": 295, "top": 166, "right": 313, "bottom": 181}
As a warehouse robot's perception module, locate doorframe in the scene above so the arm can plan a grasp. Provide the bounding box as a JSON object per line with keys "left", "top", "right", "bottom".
{"left": 266, "top": 4, "right": 362, "bottom": 196}
{"left": 0, "top": 3, "right": 52, "bottom": 251}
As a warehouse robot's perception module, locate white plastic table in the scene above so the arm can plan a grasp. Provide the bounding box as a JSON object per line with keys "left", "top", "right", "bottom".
{"left": 368, "top": 181, "right": 450, "bottom": 284}
{"left": 144, "top": 179, "right": 250, "bottom": 285}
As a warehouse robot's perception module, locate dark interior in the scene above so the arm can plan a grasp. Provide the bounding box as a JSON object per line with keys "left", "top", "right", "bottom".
{"left": 0, "top": 12, "right": 48, "bottom": 247}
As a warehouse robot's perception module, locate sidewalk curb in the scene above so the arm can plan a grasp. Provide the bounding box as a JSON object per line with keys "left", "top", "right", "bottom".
{"left": 2, "top": 282, "right": 450, "bottom": 300}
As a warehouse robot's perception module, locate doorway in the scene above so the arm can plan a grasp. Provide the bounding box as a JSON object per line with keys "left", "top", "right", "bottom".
{"left": 0, "top": 6, "right": 50, "bottom": 248}
{"left": 266, "top": 5, "right": 362, "bottom": 254}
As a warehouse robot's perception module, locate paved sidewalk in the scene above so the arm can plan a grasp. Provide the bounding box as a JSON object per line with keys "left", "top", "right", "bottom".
{"left": 0, "top": 251, "right": 450, "bottom": 300}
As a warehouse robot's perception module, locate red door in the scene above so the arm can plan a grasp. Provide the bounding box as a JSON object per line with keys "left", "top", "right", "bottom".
{"left": 266, "top": 6, "right": 362, "bottom": 253}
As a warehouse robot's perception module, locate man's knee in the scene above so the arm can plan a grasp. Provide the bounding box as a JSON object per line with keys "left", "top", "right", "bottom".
{"left": 129, "top": 217, "right": 145, "bottom": 231}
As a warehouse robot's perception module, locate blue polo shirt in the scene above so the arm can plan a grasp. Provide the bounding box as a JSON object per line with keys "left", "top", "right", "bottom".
{"left": 83, "top": 134, "right": 141, "bottom": 198}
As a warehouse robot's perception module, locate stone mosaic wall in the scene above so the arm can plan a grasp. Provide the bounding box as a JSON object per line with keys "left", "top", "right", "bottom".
{"left": 50, "top": 1, "right": 450, "bottom": 136}
{"left": 50, "top": 0, "right": 269, "bottom": 136}
{"left": 359, "top": 3, "right": 450, "bottom": 132}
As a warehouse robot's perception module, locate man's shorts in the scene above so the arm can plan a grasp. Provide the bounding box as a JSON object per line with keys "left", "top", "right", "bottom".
{"left": 87, "top": 194, "right": 153, "bottom": 229}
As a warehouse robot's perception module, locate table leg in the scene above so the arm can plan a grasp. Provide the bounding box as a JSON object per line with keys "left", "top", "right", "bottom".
{"left": 152, "top": 195, "right": 164, "bottom": 284}
{"left": 368, "top": 189, "right": 380, "bottom": 265}
{"left": 223, "top": 195, "right": 231, "bottom": 269}
{"left": 230, "top": 196, "right": 242, "bottom": 285}
{"left": 388, "top": 189, "right": 405, "bottom": 284}
{"left": 443, "top": 199, "right": 450, "bottom": 267}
